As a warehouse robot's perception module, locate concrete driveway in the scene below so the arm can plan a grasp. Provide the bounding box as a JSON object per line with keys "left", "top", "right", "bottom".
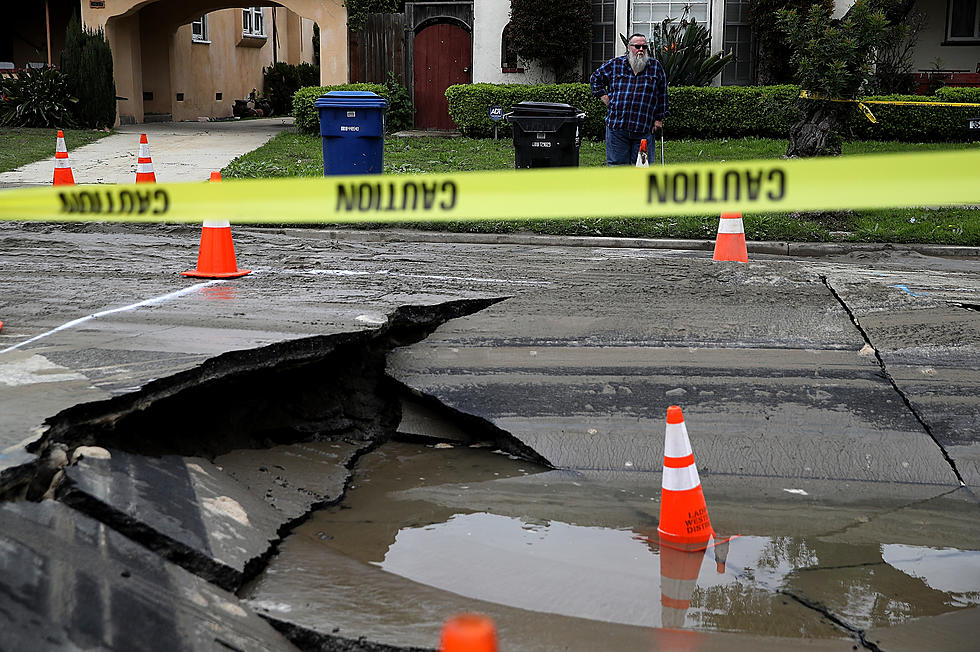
{"left": 0, "top": 117, "right": 294, "bottom": 188}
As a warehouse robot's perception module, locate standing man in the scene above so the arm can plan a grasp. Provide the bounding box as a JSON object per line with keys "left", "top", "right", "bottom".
{"left": 590, "top": 33, "right": 668, "bottom": 166}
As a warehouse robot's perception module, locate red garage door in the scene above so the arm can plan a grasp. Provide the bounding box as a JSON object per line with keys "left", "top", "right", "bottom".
{"left": 413, "top": 23, "right": 471, "bottom": 129}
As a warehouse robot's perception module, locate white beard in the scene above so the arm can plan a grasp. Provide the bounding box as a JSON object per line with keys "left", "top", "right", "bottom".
{"left": 628, "top": 49, "right": 648, "bottom": 74}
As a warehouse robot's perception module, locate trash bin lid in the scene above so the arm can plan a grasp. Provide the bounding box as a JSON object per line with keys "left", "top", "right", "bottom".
{"left": 315, "top": 91, "right": 388, "bottom": 109}
{"left": 508, "top": 101, "right": 579, "bottom": 117}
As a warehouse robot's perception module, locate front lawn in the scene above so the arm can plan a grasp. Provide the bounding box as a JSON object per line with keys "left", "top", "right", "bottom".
{"left": 0, "top": 127, "right": 112, "bottom": 173}
{"left": 223, "top": 132, "right": 980, "bottom": 246}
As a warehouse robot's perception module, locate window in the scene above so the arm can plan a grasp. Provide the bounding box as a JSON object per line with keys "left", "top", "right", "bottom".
{"left": 501, "top": 22, "right": 522, "bottom": 72}
{"left": 631, "top": 1, "right": 709, "bottom": 36}
{"left": 947, "top": 0, "right": 980, "bottom": 41}
{"left": 191, "top": 14, "right": 209, "bottom": 43}
{"left": 243, "top": 7, "right": 266, "bottom": 38}
{"left": 587, "top": 0, "right": 617, "bottom": 76}
{"left": 722, "top": 0, "right": 753, "bottom": 85}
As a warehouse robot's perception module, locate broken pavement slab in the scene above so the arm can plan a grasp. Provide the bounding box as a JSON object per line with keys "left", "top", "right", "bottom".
{"left": 58, "top": 449, "right": 285, "bottom": 591}
{"left": 0, "top": 499, "right": 297, "bottom": 652}
{"left": 215, "top": 440, "right": 365, "bottom": 522}
{"left": 387, "top": 256, "right": 963, "bottom": 485}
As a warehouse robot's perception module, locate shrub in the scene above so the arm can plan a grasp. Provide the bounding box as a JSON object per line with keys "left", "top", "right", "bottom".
{"left": 649, "top": 13, "right": 733, "bottom": 86}
{"left": 846, "top": 92, "right": 980, "bottom": 141}
{"left": 0, "top": 66, "right": 77, "bottom": 128}
{"left": 509, "top": 0, "right": 592, "bottom": 81}
{"left": 446, "top": 82, "right": 979, "bottom": 142}
{"left": 446, "top": 83, "right": 799, "bottom": 139}
{"left": 61, "top": 13, "right": 115, "bottom": 128}
{"left": 293, "top": 83, "right": 394, "bottom": 133}
{"left": 263, "top": 62, "right": 320, "bottom": 116}
{"left": 383, "top": 73, "right": 414, "bottom": 133}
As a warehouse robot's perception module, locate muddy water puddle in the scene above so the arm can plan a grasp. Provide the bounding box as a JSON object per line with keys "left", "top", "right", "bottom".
{"left": 245, "top": 441, "right": 980, "bottom": 650}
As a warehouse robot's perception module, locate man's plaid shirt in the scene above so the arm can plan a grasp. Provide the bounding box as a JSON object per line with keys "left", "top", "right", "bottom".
{"left": 590, "top": 55, "right": 668, "bottom": 133}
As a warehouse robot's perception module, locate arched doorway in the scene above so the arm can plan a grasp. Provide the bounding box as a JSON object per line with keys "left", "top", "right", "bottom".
{"left": 413, "top": 21, "right": 471, "bottom": 129}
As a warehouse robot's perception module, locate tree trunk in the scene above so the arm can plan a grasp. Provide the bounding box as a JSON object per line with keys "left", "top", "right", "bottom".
{"left": 786, "top": 103, "right": 847, "bottom": 157}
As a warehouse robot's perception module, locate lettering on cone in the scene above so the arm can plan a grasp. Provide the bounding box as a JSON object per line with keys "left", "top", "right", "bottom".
{"left": 685, "top": 507, "right": 709, "bottom": 534}
{"left": 336, "top": 180, "right": 458, "bottom": 213}
{"left": 59, "top": 189, "right": 170, "bottom": 215}
{"left": 648, "top": 167, "right": 786, "bottom": 204}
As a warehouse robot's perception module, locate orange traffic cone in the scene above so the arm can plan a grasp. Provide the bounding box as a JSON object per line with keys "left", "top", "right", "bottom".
{"left": 658, "top": 406, "right": 713, "bottom": 549}
{"left": 635, "top": 138, "right": 649, "bottom": 167}
{"left": 712, "top": 212, "right": 748, "bottom": 263}
{"left": 439, "top": 613, "right": 497, "bottom": 652}
{"left": 181, "top": 172, "right": 251, "bottom": 279}
{"left": 659, "top": 537, "right": 706, "bottom": 629}
{"left": 53, "top": 130, "right": 75, "bottom": 186}
{"left": 135, "top": 133, "right": 156, "bottom": 183}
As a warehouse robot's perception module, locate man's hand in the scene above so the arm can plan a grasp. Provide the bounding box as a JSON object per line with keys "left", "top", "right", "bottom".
{"left": 601, "top": 94, "right": 610, "bottom": 107}
{"left": 654, "top": 119, "right": 663, "bottom": 131}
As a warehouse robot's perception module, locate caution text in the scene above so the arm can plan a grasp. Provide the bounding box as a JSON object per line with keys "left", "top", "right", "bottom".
{"left": 648, "top": 167, "right": 786, "bottom": 205}
{"left": 336, "top": 180, "right": 458, "bottom": 213}
{"left": 58, "top": 189, "right": 170, "bottom": 215}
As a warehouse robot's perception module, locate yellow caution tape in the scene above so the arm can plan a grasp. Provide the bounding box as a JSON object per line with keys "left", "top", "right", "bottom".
{"left": 0, "top": 150, "right": 977, "bottom": 224}
{"left": 800, "top": 90, "right": 980, "bottom": 123}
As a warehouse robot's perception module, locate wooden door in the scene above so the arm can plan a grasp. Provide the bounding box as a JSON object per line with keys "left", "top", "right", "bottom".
{"left": 413, "top": 23, "right": 471, "bottom": 129}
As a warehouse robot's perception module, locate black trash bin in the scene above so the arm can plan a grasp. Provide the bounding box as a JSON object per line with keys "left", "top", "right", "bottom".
{"left": 504, "top": 101, "right": 586, "bottom": 169}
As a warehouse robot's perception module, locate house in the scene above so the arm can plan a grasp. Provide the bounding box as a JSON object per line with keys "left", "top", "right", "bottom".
{"left": 2, "top": 1, "right": 349, "bottom": 125}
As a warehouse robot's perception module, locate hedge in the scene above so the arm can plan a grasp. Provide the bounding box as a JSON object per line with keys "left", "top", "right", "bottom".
{"left": 445, "top": 82, "right": 980, "bottom": 142}
{"left": 293, "top": 83, "right": 396, "bottom": 134}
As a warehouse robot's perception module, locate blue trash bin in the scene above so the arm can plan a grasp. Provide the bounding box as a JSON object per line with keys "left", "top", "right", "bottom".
{"left": 314, "top": 91, "right": 388, "bottom": 175}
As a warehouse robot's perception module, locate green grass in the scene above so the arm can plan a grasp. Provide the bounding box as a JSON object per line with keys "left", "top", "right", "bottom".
{"left": 223, "top": 132, "right": 980, "bottom": 246}
{"left": 0, "top": 127, "right": 113, "bottom": 173}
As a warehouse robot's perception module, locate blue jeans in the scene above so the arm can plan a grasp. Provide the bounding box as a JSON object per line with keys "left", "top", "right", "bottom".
{"left": 605, "top": 127, "right": 656, "bottom": 166}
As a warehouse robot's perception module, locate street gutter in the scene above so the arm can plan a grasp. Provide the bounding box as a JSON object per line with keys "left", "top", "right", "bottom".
{"left": 288, "top": 228, "right": 980, "bottom": 258}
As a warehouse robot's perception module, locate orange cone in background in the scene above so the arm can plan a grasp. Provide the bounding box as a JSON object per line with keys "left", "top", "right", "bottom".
{"left": 52, "top": 130, "right": 75, "bottom": 186}
{"left": 712, "top": 212, "right": 749, "bottom": 263}
{"left": 135, "top": 133, "right": 157, "bottom": 183}
{"left": 635, "top": 138, "right": 649, "bottom": 167}
{"left": 659, "top": 538, "right": 707, "bottom": 629}
{"left": 181, "top": 172, "right": 251, "bottom": 279}
{"left": 658, "top": 406, "right": 713, "bottom": 550}
{"left": 439, "top": 613, "right": 497, "bottom": 652}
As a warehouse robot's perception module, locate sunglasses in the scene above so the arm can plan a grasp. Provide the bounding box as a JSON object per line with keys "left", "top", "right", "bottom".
{"left": 629, "top": 43, "right": 648, "bottom": 51}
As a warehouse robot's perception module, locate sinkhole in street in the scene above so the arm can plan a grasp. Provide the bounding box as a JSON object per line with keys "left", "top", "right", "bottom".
{"left": 243, "top": 440, "right": 980, "bottom": 649}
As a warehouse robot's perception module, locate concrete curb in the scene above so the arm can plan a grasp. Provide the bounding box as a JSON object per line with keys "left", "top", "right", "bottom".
{"left": 275, "top": 227, "right": 980, "bottom": 258}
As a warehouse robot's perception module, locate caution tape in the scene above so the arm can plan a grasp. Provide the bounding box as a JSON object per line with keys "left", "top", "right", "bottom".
{"left": 799, "top": 90, "right": 980, "bottom": 123}
{"left": 0, "top": 150, "right": 977, "bottom": 224}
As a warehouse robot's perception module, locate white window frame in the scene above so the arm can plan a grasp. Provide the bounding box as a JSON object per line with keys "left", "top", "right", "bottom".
{"left": 630, "top": 1, "right": 711, "bottom": 36}
{"left": 191, "top": 14, "right": 209, "bottom": 43}
{"left": 947, "top": 0, "right": 980, "bottom": 41}
{"left": 243, "top": 7, "right": 267, "bottom": 38}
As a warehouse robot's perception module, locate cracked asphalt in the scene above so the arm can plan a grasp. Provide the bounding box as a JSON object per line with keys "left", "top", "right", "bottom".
{"left": 0, "top": 220, "right": 977, "bottom": 650}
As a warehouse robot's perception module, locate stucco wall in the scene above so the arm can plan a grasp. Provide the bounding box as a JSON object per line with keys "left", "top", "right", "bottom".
{"left": 471, "top": 0, "right": 551, "bottom": 84}
{"left": 81, "top": 1, "right": 341, "bottom": 124}
{"left": 911, "top": 0, "right": 980, "bottom": 72}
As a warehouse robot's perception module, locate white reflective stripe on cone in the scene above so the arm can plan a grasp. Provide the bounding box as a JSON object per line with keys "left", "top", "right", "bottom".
{"left": 663, "top": 464, "right": 701, "bottom": 491}
{"left": 139, "top": 144, "right": 151, "bottom": 157}
{"left": 55, "top": 159, "right": 71, "bottom": 168}
{"left": 664, "top": 422, "right": 693, "bottom": 458}
{"left": 56, "top": 141, "right": 68, "bottom": 154}
{"left": 137, "top": 163, "right": 154, "bottom": 172}
{"left": 203, "top": 219, "right": 231, "bottom": 228}
{"left": 717, "top": 217, "right": 745, "bottom": 234}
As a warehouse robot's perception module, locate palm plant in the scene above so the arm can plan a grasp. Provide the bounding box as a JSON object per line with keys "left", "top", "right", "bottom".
{"left": 0, "top": 66, "right": 77, "bottom": 128}
{"left": 624, "top": 11, "right": 734, "bottom": 86}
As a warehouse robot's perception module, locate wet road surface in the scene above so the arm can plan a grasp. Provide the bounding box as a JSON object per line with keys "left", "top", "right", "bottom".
{"left": 1, "top": 223, "right": 978, "bottom": 650}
